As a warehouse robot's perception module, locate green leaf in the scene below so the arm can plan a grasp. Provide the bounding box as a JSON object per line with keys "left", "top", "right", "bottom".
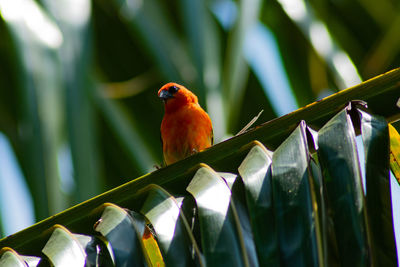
{"left": 358, "top": 109, "right": 398, "bottom": 266}
{"left": 0, "top": 248, "right": 41, "bottom": 266}
{"left": 179, "top": 0, "right": 226, "bottom": 138}
{"left": 0, "top": 0, "right": 65, "bottom": 218}
{"left": 308, "top": 153, "right": 329, "bottom": 266}
{"left": 271, "top": 121, "right": 323, "bottom": 266}
{"left": 221, "top": 172, "right": 259, "bottom": 267}
{"left": 317, "top": 104, "right": 369, "bottom": 265}
{"left": 186, "top": 165, "right": 249, "bottom": 266}
{"left": 238, "top": 141, "right": 279, "bottom": 265}
{"left": 178, "top": 0, "right": 206, "bottom": 103}
{"left": 141, "top": 225, "right": 165, "bottom": 267}
{"left": 223, "top": 0, "right": 262, "bottom": 132}
{"left": 202, "top": 8, "right": 225, "bottom": 139}
{"left": 42, "top": 225, "right": 86, "bottom": 266}
{"left": 94, "top": 95, "right": 157, "bottom": 172}
{"left": 261, "top": 0, "right": 317, "bottom": 107}
{"left": 22, "top": 256, "right": 41, "bottom": 267}
{"left": 140, "top": 184, "right": 204, "bottom": 266}
{"left": 112, "top": 0, "right": 192, "bottom": 83}
{"left": 94, "top": 203, "right": 147, "bottom": 266}
{"left": 74, "top": 234, "right": 114, "bottom": 267}
{"left": 0, "top": 249, "right": 42, "bottom": 267}
{"left": 0, "top": 248, "right": 26, "bottom": 267}
{"left": 1, "top": 69, "right": 399, "bottom": 261}
{"left": 389, "top": 123, "right": 400, "bottom": 184}
{"left": 41, "top": 0, "right": 102, "bottom": 202}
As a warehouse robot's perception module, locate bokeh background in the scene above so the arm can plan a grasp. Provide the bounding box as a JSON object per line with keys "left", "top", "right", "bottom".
{"left": 0, "top": 0, "right": 399, "bottom": 239}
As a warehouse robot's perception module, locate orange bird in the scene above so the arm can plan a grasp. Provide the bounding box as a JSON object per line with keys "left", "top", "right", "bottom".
{"left": 158, "top": 82, "right": 213, "bottom": 165}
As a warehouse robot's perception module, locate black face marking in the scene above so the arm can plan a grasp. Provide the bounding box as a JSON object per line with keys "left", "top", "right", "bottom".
{"left": 168, "top": 85, "right": 179, "bottom": 94}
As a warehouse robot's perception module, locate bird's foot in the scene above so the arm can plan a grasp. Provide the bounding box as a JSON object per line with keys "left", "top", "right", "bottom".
{"left": 154, "top": 164, "right": 163, "bottom": 170}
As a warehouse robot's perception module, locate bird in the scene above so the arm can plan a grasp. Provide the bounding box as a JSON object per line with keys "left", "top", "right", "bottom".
{"left": 158, "top": 82, "right": 213, "bottom": 165}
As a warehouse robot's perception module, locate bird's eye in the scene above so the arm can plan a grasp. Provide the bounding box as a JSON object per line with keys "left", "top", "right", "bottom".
{"left": 168, "top": 85, "right": 179, "bottom": 94}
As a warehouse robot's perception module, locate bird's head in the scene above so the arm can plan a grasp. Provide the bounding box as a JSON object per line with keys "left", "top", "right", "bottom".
{"left": 158, "top": 83, "right": 198, "bottom": 113}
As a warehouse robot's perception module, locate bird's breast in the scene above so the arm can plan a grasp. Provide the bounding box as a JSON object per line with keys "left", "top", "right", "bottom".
{"left": 161, "top": 104, "right": 212, "bottom": 164}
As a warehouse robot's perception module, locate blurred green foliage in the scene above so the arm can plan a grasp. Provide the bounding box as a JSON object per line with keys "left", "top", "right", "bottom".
{"left": 0, "top": 0, "right": 399, "bottom": 232}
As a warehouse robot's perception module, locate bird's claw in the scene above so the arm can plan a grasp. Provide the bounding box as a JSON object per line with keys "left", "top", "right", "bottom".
{"left": 154, "top": 164, "right": 162, "bottom": 170}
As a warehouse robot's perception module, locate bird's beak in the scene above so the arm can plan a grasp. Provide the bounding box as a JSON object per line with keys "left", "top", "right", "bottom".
{"left": 159, "top": 90, "right": 174, "bottom": 101}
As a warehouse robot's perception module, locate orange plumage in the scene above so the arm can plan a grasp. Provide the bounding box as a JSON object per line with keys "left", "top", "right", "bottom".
{"left": 158, "top": 82, "right": 213, "bottom": 165}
